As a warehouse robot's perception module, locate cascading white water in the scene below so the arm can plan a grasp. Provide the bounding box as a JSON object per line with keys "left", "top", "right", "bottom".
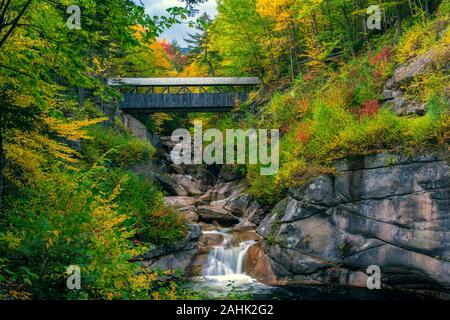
{"left": 202, "top": 231, "right": 255, "bottom": 278}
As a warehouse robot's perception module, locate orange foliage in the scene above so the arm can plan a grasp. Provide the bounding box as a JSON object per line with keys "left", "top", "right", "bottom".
{"left": 297, "top": 98, "right": 311, "bottom": 114}
{"left": 295, "top": 122, "right": 312, "bottom": 144}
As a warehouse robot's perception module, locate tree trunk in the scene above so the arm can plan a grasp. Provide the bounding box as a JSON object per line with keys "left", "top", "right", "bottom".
{"left": 396, "top": 4, "right": 403, "bottom": 37}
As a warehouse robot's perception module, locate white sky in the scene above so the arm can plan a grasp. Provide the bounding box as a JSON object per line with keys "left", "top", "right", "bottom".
{"left": 137, "top": 0, "right": 218, "bottom": 47}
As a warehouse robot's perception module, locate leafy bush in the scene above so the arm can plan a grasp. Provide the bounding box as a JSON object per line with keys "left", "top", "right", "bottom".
{"left": 115, "top": 172, "right": 185, "bottom": 245}
{"left": 0, "top": 121, "right": 187, "bottom": 300}
{"left": 82, "top": 125, "right": 155, "bottom": 168}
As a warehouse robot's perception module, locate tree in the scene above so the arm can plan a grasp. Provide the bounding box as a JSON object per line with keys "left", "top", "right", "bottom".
{"left": 210, "top": 0, "right": 267, "bottom": 78}
{"left": 184, "top": 13, "right": 218, "bottom": 76}
{"left": 0, "top": 0, "right": 191, "bottom": 208}
{"left": 0, "top": 0, "right": 205, "bottom": 300}
{"left": 179, "top": 0, "right": 209, "bottom": 16}
{"left": 208, "top": 0, "right": 444, "bottom": 81}
{"left": 162, "top": 39, "right": 188, "bottom": 73}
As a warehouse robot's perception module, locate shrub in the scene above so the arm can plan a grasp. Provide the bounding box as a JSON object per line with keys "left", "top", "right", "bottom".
{"left": 116, "top": 172, "right": 185, "bottom": 245}
{"left": 0, "top": 164, "right": 187, "bottom": 300}
{"left": 82, "top": 125, "right": 155, "bottom": 168}
{"left": 0, "top": 120, "right": 187, "bottom": 300}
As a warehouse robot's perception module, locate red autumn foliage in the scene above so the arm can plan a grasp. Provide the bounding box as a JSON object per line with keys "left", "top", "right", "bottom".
{"left": 161, "top": 40, "right": 175, "bottom": 58}
{"left": 160, "top": 39, "right": 187, "bottom": 67}
{"left": 370, "top": 47, "right": 393, "bottom": 65}
{"left": 369, "top": 47, "right": 393, "bottom": 79}
{"left": 295, "top": 123, "right": 311, "bottom": 144}
{"left": 303, "top": 73, "right": 314, "bottom": 81}
{"left": 359, "top": 99, "right": 380, "bottom": 117}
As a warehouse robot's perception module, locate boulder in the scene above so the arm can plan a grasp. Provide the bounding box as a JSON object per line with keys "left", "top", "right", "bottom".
{"left": 172, "top": 175, "right": 204, "bottom": 196}
{"left": 164, "top": 196, "right": 197, "bottom": 208}
{"left": 244, "top": 243, "right": 290, "bottom": 285}
{"left": 155, "top": 174, "right": 187, "bottom": 196}
{"left": 224, "top": 193, "right": 254, "bottom": 216}
{"left": 178, "top": 210, "right": 199, "bottom": 223}
{"left": 197, "top": 205, "right": 240, "bottom": 226}
{"left": 186, "top": 254, "right": 209, "bottom": 276}
{"left": 182, "top": 165, "right": 218, "bottom": 187}
{"left": 219, "top": 165, "right": 246, "bottom": 182}
{"left": 199, "top": 222, "right": 221, "bottom": 232}
{"left": 209, "top": 198, "right": 229, "bottom": 208}
{"left": 177, "top": 205, "right": 197, "bottom": 213}
{"left": 122, "top": 114, "right": 160, "bottom": 146}
{"left": 159, "top": 136, "right": 179, "bottom": 150}
{"left": 245, "top": 201, "right": 268, "bottom": 225}
{"left": 233, "top": 219, "right": 256, "bottom": 232}
{"left": 382, "top": 89, "right": 402, "bottom": 101}
{"left": 400, "top": 101, "right": 426, "bottom": 116}
{"left": 187, "top": 223, "right": 202, "bottom": 241}
{"left": 387, "top": 97, "right": 427, "bottom": 116}
{"left": 147, "top": 248, "right": 199, "bottom": 272}
{"left": 138, "top": 224, "right": 201, "bottom": 273}
{"left": 138, "top": 233, "right": 191, "bottom": 261}
{"left": 198, "top": 180, "right": 247, "bottom": 202}
{"left": 389, "top": 50, "right": 434, "bottom": 86}
{"left": 382, "top": 47, "right": 450, "bottom": 117}
{"left": 170, "top": 164, "right": 185, "bottom": 175}
{"left": 229, "top": 230, "right": 260, "bottom": 246}
{"left": 198, "top": 233, "right": 225, "bottom": 252}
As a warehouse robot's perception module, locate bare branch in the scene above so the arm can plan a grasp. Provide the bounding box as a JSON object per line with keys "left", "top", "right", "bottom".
{"left": 0, "top": 0, "right": 33, "bottom": 49}
{"left": 0, "top": 0, "right": 12, "bottom": 26}
{"left": 0, "top": 63, "right": 35, "bottom": 78}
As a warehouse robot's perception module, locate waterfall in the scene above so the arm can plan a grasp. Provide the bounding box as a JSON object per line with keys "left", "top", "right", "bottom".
{"left": 202, "top": 231, "right": 255, "bottom": 277}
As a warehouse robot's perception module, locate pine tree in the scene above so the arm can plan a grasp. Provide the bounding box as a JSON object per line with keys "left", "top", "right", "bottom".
{"left": 184, "top": 13, "right": 218, "bottom": 76}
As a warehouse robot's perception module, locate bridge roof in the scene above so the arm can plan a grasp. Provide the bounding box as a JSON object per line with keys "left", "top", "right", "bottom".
{"left": 107, "top": 77, "right": 261, "bottom": 87}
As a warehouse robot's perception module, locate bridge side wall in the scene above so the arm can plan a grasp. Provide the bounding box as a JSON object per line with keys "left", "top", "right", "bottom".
{"left": 120, "top": 93, "right": 248, "bottom": 112}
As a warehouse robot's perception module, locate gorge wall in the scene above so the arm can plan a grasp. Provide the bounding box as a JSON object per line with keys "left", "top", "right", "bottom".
{"left": 248, "top": 152, "right": 450, "bottom": 296}
{"left": 121, "top": 112, "right": 449, "bottom": 297}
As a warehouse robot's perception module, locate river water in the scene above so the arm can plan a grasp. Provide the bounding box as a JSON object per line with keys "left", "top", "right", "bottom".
{"left": 202, "top": 230, "right": 255, "bottom": 277}
{"left": 189, "top": 227, "right": 422, "bottom": 300}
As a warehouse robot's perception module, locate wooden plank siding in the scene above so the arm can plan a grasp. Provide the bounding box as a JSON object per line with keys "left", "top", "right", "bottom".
{"left": 119, "top": 92, "right": 249, "bottom": 113}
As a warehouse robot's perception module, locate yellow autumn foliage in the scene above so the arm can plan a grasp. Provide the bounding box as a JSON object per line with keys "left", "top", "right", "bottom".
{"left": 44, "top": 117, "right": 107, "bottom": 141}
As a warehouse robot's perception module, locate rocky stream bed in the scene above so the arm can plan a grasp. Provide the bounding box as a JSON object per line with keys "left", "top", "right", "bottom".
{"left": 125, "top": 134, "right": 450, "bottom": 300}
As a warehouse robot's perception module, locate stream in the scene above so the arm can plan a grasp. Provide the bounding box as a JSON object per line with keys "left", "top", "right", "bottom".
{"left": 202, "top": 230, "right": 255, "bottom": 278}
{"left": 187, "top": 226, "right": 420, "bottom": 300}
{"left": 189, "top": 226, "right": 271, "bottom": 299}
{"left": 157, "top": 138, "right": 422, "bottom": 300}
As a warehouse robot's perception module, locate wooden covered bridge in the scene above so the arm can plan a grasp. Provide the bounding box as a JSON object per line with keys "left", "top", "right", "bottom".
{"left": 108, "top": 77, "right": 261, "bottom": 113}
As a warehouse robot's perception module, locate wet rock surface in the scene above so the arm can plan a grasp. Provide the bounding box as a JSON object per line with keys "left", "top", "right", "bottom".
{"left": 139, "top": 137, "right": 266, "bottom": 277}
{"left": 256, "top": 152, "right": 450, "bottom": 295}
{"left": 196, "top": 205, "right": 240, "bottom": 226}
{"left": 130, "top": 126, "right": 449, "bottom": 297}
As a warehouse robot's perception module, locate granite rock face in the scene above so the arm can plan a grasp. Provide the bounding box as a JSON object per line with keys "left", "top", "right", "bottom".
{"left": 382, "top": 45, "right": 450, "bottom": 116}
{"left": 171, "top": 174, "right": 204, "bottom": 196}
{"left": 137, "top": 223, "right": 202, "bottom": 271}
{"left": 254, "top": 153, "right": 450, "bottom": 293}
